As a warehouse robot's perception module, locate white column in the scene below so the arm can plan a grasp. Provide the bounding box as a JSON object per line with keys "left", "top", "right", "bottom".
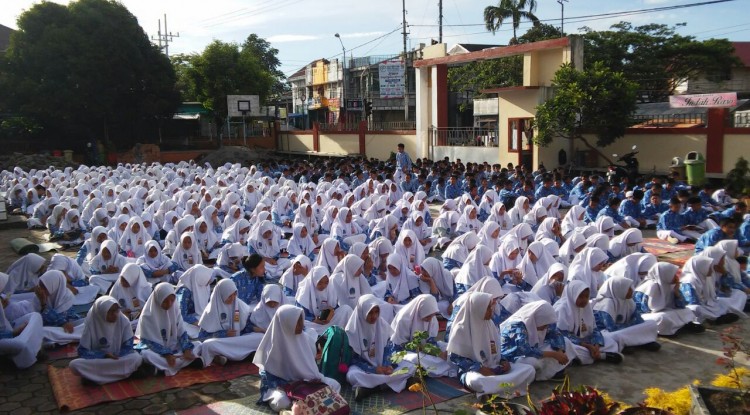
{"left": 415, "top": 66, "right": 431, "bottom": 159}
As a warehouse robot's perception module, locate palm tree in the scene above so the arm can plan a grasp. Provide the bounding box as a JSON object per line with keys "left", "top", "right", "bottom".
{"left": 484, "top": 0, "right": 540, "bottom": 43}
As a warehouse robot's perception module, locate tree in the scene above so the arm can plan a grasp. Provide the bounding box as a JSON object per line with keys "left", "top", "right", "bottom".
{"left": 0, "top": 0, "right": 179, "bottom": 148}
{"left": 241, "top": 34, "right": 287, "bottom": 99}
{"left": 582, "top": 22, "right": 741, "bottom": 102}
{"left": 173, "top": 38, "right": 278, "bottom": 137}
{"left": 535, "top": 62, "right": 639, "bottom": 163}
{"left": 484, "top": 0, "right": 540, "bottom": 43}
{"left": 448, "top": 24, "right": 561, "bottom": 101}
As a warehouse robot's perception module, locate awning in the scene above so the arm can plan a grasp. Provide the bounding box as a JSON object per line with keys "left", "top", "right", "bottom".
{"left": 172, "top": 114, "right": 201, "bottom": 120}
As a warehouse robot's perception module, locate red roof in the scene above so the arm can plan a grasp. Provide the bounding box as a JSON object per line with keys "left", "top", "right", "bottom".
{"left": 732, "top": 42, "right": 750, "bottom": 67}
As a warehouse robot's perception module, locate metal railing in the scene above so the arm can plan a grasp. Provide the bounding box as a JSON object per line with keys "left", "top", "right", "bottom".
{"left": 734, "top": 112, "right": 750, "bottom": 128}
{"left": 318, "top": 123, "right": 360, "bottom": 132}
{"left": 430, "top": 127, "right": 499, "bottom": 147}
{"left": 369, "top": 121, "right": 416, "bottom": 131}
{"left": 629, "top": 113, "right": 706, "bottom": 127}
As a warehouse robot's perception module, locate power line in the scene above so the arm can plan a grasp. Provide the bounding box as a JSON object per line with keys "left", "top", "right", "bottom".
{"left": 410, "top": 0, "right": 735, "bottom": 28}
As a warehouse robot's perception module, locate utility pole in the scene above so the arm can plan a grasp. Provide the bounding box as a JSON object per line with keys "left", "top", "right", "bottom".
{"left": 402, "top": 0, "right": 409, "bottom": 121}
{"left": 151, "top": 14, "right": 180, "bottom": 57}
{"left": 438, "top": 0, "right": 443, "bottom": 43}
{"left": 557, "top": 0, "right": 568, "bottom": 36}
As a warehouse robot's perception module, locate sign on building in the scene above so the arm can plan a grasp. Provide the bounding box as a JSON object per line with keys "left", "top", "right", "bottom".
{"left": 669, "top": 92, "right": 737, "bottom": 108}
{"left": 379, "top": 60, "right": 405, "bottom": 99}
{"left": 227, "top": 95, "right": 261, "bottom": 117}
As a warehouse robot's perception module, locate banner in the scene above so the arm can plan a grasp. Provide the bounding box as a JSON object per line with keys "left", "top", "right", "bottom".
{"left": 669, "top": 92, "right": 737, "bottom": 108}
{"left": 379, "top": 60, "right": 405, "bottom": 99}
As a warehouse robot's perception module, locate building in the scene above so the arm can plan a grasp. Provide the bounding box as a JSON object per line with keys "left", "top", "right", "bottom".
{"left": 0, "top": 24, "right": 14, "bottom": 53}
{"left": 447, "top": 44, "right": 502, "bottom": 56}
{"left": 288, "top": 58, "right": 344, "bottom": 129}
{"left": 676, "top": 41, "right": 750, "bottom": 98}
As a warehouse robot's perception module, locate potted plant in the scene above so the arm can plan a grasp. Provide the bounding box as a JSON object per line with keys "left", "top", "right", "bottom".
{"left": 689, "top": 326, "right": 750, "bottom": 415}
{"left": 474, "top": 393, "right": 532, "bottom": 415}
{"left": 529, "top": 376, "right": 620, "bottom": 415}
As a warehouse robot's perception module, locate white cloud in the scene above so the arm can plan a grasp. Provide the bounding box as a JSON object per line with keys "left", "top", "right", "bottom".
{"left": 267, "top": 34, "right": 320, "bottom": 43}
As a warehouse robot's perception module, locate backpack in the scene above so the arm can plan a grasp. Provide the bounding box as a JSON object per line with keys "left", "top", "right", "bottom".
{"left": 318, "top": 326, "right": 351, "bottom": 384}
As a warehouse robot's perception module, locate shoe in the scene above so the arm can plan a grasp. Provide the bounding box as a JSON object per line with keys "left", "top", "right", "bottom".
{"left": 189, "top": 358, "right": 205, "bottom": 369}
{"left": 571, "top": 358, "right": 582, "bottom": 366}
{"left": 715, "top": 313, "right": 740, "bottom": 325}
{"left": 354, "top": 386, "right": 374, "bottom": 402}
{"left": 641, "top": 342, "right": 662, "bottom": 352}
{"left": 744, "top": 302, "right": 750, "bottom": 313}
{"left": 81, "top": 377, "right": 97, "bottom": 386}
{"left": 213, "top": 356, "right": 228, "bottom": 366}
{"left": 603, "top": 352, "right": 624, "bottom": 364}
{"left": 682, "top": 322, "right": 706, "bottom": 333}
{"left": 621, "top": 346, "right": 636, "bottom": 355}
{"left": 667, "top": 237, "right": 679, "bottom": 245}
{"left": 36, "top": 350, "right": 49, "bottom": 362}
{"left": 550, "top": 370, "right": 566, "bottom": 381}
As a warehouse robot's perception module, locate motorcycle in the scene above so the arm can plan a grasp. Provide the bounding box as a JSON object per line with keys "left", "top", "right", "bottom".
{"left": 607, "top": 145, "right": 640, "bottom": 184}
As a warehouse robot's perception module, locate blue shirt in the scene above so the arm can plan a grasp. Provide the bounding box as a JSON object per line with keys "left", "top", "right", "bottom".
{"left": 395, "top": 151, "right": 412, "bottom": 171}
{"left": 642, "top": 202, "right": 668, "bottom": 219}
{"left": 444, "top": 183, "right": 463, "bottom": 200}
{"left": 682, "top": 208, "right": 709, "bottom": 226}
{"left": 694, "top": 228, "right": 728, "bottom": 254}
{"left": 584, "top": 205, "right": 600, "bottom": 224}
{"left": 619, "top": 199, "right": 643, "bottom": 220}
{"left": 500, "top": 321, "right": 566, "bottom": 362}
{"left": 597, "top": 206, "right": 624, "bottom": 224}
{"left": 657, "top": 210, "right": 684, "bottom": 232}
{"left": 230, "top": 271, "right": 265, "bottom": 305}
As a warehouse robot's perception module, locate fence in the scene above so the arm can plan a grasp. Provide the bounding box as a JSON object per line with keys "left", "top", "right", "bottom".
{"left": 369, "top": 121, "right": 416, "bottom": 131}
{"left": 318, "top": 123, "right": 360, "bottom": 132}
{"left": 629, "top": 113, "right": 706, "bottom": 127}
{"left": 430, "top": 127, "right": 499, "bottom": 147}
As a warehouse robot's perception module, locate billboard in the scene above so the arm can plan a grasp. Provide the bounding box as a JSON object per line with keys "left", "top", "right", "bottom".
{"left": 379, "top": 59, "right": 405, "bottom": 99}
{"left": 227, "top": 95, "right": 261, "bottom": 117}
{"left": 669, "top": 92, "right": 737, "bottom": 108}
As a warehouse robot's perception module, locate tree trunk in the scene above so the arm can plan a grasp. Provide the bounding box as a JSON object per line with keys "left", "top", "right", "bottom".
{"left": 575, "top": 134, "right": 614, "bottom": 165}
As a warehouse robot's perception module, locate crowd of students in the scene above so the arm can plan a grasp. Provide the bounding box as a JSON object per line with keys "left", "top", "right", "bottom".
{"left": 1, "top": 144, "right": 748, "bottom": 411}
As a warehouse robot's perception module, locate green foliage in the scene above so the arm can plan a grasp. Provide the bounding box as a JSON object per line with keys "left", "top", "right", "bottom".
{"left": 0, "top": 0, "right": 179, "bottom": 145}
{"left": 484, "top": 0, "right": 540, "bottom": 42}
{"left": 448, "top": 24, "right": 561, "bottom": 99}
{"left": 581, "top": 22, "right": 741, "bottom": 102}
{"left": 172, "top": 34, "right": 285, "bottom": 126}
{"left": 0, "top": 117, "right": 43, "bottom": 140}
{"left": 725, "top": 157, "right": 750, "bottom": 196}
{"left": 535, "top": 62, "right": 638, "bottom": 148}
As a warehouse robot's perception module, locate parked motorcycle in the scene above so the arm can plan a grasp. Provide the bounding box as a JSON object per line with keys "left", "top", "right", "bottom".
{"left": 607, "top": 145, "right": 640, "bottom": 184}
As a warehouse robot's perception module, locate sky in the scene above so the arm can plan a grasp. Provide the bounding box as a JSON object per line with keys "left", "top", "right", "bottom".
{"left": 1, "top": 0, "right": 749, "bottom": 77}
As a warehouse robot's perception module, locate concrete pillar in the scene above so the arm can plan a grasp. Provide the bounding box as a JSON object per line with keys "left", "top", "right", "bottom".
{"left": 705, "top": 108, "right": 727, "bottom": 173}
{"left": 415, "top": 66, "right": 431, "bottom": 159}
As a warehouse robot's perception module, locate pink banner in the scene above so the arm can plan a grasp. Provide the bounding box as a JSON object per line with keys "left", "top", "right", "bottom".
{"left": 669, "top": 92, "right": 737, "bottom": 108}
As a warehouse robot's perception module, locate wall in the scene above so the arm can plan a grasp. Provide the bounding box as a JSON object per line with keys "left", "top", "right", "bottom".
{"left": 279, "top": 132, "right": 314, "bottom": 153}
{"left": 723, "top": 133, "right": 750, "bottom": 173}
{"left": 319, "top": 133, "right": 360, "bottom": 155}
{"left": 366, "top": 133, "right": 418, "bottom": 161}
{"left": 497, "top": 89, "right": 546, "bottom": 167}
{"left": 432, "top": 146, "right": 499, "bottom": 165}
{"left": 160, "top": 150, "right": 207, "bottom": 164}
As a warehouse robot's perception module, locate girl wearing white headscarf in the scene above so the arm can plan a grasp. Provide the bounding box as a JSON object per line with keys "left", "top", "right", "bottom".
{"left": 4, "top": 253, "right": 46, "bottom": 294}
{"left": 89, "top": 240, "right": 129, "bottom": 294}
{"left": 37, "top": 270, "right": 85, "bottom": 344}
{"left": 554, "top": 280, "right": 622, "bottom": 365}
{"left": 713, "top": 240, "right": 750, "bottom": 314}
{"left": 295, "top": 266, "right": 353, "bottom": 336}
{"left": 175, "top": 264, "right": 214, "bottom": 339}
{"left": 107, "top": 214, "right": 131, "bottom": 251}
{"left": 456, "top": 205, "right": 482, "bottom": 235}
{"left": 501, "top": 223, "right": 534, "bottom": 255}
{"left": 420, "top": 257, "right": 457, "bottom": 318}
{"left": 69, "top": 296, "right": 143, "bottom": 384}
{"left": 500, "top": 300, "right": 574, "bottom": 380}
{"left": 561, "top": 205, "right": 587, "bottom": 239}
{"left": 608, "top": 229, "right": 644, "bottom": 261}
{"left": 248, "top": 220, "right": 292, "bottom": 279}
{"left": 535, "top": 217, "right": 563, "bottom": 245}
{"left": 447, "top": 292, "right": 536, "bottom": 397}
{"left": 215, "top": 242, "right": 246, "bottom": 279}
{"left": 345, "top": 294, "right": 415, "bottom": 397}
{"left": 108, "top": 263, "right": 151, "bottom": 328}
{"left": 634, "top": 262, "right": 700, "bottom": 335}
{"left": 137, "top": 240, "right": 178, "bottom": 285}
{"left": 442, "top": 232, "right": 480, "bottom": 271}
{"left": 568, "top": 247, "right": 609, "bottom": 299}
{"left": 509, "top": 196, "right": 530, "bottom": 227}
{"left": 595, "top": 216, "right": 616, "bottom": 239}
{"left": 76, "top": 226, "right": 108, "bottom": 272}
{"left": 680, "top": 253, "right": 738, "bottom": 324}
{"left": 478, "top": 221, "right": 501, "bottom": 253}
{"left": 389, "top": 294, "right": 456, "bottom": 377}
{"left": 0, "top": 272, "right": 44, "bottom": 369}
{"left": 369, "top": 213, "right": 399, "bottom": 242}
{"left": 136, "top": 282, "right": 201, "bottom": 376}
{"left": 394, "top": 229, "right": 425, "bottom": 269}
{"left": 523, "top": 204, "right": 548, "bottom": 233}
{"left": 193, "top": 217, "right": 222, "bottom": 260}
{"left": 593, "top": 276, "right": 660, "bottom": 351}
{"left": 294, "top": 203, "right": 320, "bottom": 239}
{"left": 330, "top": 206, "right": 366, "bottom": 251}
{"left": 402, "top": 211, "right": 436, "bottom": 256}
{"left": 531, "top": 263, "right": 568, "bottom": 305}
{"left": 172, "top": 232, "right": 204, "bottom": 273}
{"left": 314, "top": 238, "right": 343, "bottom": 274}
{"left": 163, "top": 216, "right": 195, "bottom": 256}
{"left": 253, "top": 305, "right": 340, "bottom": 412}
{"left": 199, "top": 279, "right": 261, "bottom": 367}
{"left": 606, "top": 253, "right": 657, "bottom": 289}
{"left": 513, "top": 241, "right": 556, "bottom": 292}
{"left": 455, "top": 245, "right": 494, "bottom": 294}
{"left": 54, "top": 209, "right": 86, "bottom": 246}
{"left": 487, "top": 202, "right": 512, "bottom": 235}
{"left": 119, "top": 217, "right": 151, "bottom": 258}
{"left": 489, "top": 238, "right": 522, "bottom": 286}
{"left": 432, "top": 200, "right": 460, "bottom": 248}
{"left": 47, "top": 253, "right": 98, "bottom": 303}
{"left": 279, "top": 255, "right": 312, "bottom": 303}
{"left": 384, "top": 254, "right": 425, "bottom": 305}
{"left": 287, "top": 223, "right": 317, "bottom": 261}
{"left": 249, "top": 284, "right": 286, "bottom": 333}
{"left": 221, "top": 218, "right": 250, "bottom": 246}
{"left": 331, "top": 255, "right": 371, "bottom": 309}
{"left": 222, "top": 205, "right": 243, "bottom": 232}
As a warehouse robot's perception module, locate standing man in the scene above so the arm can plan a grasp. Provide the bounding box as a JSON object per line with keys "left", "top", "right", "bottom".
{"left": 395, "top": 143, "right": 412, "bottom": 173}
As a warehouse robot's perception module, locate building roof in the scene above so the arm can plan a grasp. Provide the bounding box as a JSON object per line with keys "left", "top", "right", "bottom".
{"left": 456, "top": 44, "right": 502, "bottom": 52}
{"left": 0, "top": 24, "right": 14, "bottom": 52}
{"left": 732, "top": 42, "right": 750, "bottom": 67}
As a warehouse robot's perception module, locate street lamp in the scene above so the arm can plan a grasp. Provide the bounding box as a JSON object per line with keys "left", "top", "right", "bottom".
{"left": 335, "top": 33, "right": 346, "bottom": 125}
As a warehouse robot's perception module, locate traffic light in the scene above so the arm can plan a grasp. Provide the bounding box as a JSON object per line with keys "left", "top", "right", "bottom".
{"left": 364, "top": 100, "right": 372, "bottom": 117}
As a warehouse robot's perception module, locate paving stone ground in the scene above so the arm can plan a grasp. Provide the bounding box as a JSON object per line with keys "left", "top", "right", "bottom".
{"left": 0, "top": 212, "right": 748, "bottom": 414}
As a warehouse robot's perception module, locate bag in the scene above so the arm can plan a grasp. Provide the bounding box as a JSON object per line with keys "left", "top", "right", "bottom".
{"left": 318, "top": 326, "right": 351, "bottom": 384}
{"left": 285, "top": 381, "right": 350, "bottom": 415}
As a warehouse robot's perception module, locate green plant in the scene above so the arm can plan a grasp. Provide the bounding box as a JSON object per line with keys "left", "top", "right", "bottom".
{"left": 725, "top": 158, "right": 750, "bottom": 200}
{"left": 391, "top": 330, "right": 443, "bottom": 415}
{"left": 530, "top": 376, "right": 620, "bottom": 415}
{"left": 715, "top": 325, "right": 750, "bottom": 399}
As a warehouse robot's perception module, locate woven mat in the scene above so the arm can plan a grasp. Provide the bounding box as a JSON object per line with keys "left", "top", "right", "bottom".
{"left": 641, "top": 238, "right": 695, "bottom": 256}
{"left": 49, "top": 360, "right": 259, "bottom": 412}
{"left": 179, "top": 376, "right": 469, "bottom": 415}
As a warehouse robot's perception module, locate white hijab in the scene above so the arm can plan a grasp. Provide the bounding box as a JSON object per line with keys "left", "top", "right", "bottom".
{"left": 420, "top": 257, "right": 455, "bottom": 300}
{"left": 605, "top": 253, "right": 657, "bottom": 289}
{"left": 314, "top": 238, "right": 340, "bottom": 274}
{"left": 443, "top": 232, "right": 480, "bottom": 264}
{"left": 279, "top": 255, "right": 312, "bottom": 295}
{"left": 249, "top": 220, "right": 281, "bottom": 258}
{"left": 90, "top": 240, "right": 127, "bottom": 274}
{"left": 516, "top": 241, "right": 556, "bottom": 287}
{"left": 250, "top": 284, "right": 286, "bottom": 330}
{"left": 253, "top": 305, "right": 322, "bottom": 381}
{"left": 682, "top": 256, "right": 717, "bottom": 305}
{"left": 5, "top": 253, "right": 46, "bottom": 293}
{"left": 593, "top": 276, "right": 636, "bottom": 324}
{"left": 636, "top": 262, "right": 679, "bottom": 312}
{"left": 447, "top": 292, "right": 498, "bottom": 366}
{"left": 295, "top": 266, "right": 338, "bottom": 317}
{"left": 568, "top": 247, "right": 609, "bottom": 298}
{"left": 331, "top": 254, "right": 370, "bottom": 309}
{"left": 608, "top": 229, "right": 643, "bottom": 259}
{"left": 554, "top": 280, "right": 595, "bottom": 339}
{"left": 345, "top": 294, "right": 393, "bottom": 366}
{"left": 455, "top": 244, "right": 494, "bottom": 287}
{"left": 390, "top": 294, "right": 440, "bottom": 345}
{"left": 198, "top": 279, "right": 252, "bottom": 333}
{"left": 175, "top": 264, "right": 212, "bottom": 313}
{"left": 109, "top": 263, "right": 151, "bottom": 311}
{"left": 137, "top": 240, "right": 174, "bottom": 271}
{"left": 287, "top": 223, "right": 315, "bottom": 258}
{"left": 385, "top": 254, "right": 420, "bottom": 303}
{"left": 222, "top": 218, "right": 251, "bottom": 245}
{"left": 79, "top": 296, "right": 133, "bottom": 355}
{"left": 136, "top": 283, "right": 186, "bottom": 350}
{"left": 394, "top": 229, "right": 425, "bottom": 267}
{"left": 172, "top": 232, "right": 203, "bottom": 270}
{"left": 39, "top": 270, "right": 75, "bottom": 313}
{"left": 501, "top": 300, "right": 558, "bottom": 347}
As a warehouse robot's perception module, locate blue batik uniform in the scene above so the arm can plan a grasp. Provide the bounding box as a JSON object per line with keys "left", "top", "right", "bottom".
{"left": 395, "top": 151, "right": 412, "bottom": 171}
{"left": 230, "top": 271, "right": 264, "bottom": 305}
{"left": 444, "top": 183, "right": 463, "bottom": 200}
{"left": 694, "top": 228, "right": 729, "bottom": 254}
{"left": 642, "top": 202, "right": 668, "bottom": 220}
{"left": 633, "top": 291, "right": 686, "bottom": 314}
{"left": 739, "top": 220, "right": 750, "bottom": 248}
{"left": 534, "top": 186, "right": 553, "bottom": 200}
{"left": 699, "top": 191, "right": 717, "bottom": 207}
{"left": 584, "top": 204, "right": 599, "bottom": 224}
{"left": 597, "top": 206, "right": 625, "bottom": 224}
{"left": 499, "top": 189, "right": 517, "bottom": 206}
{"left": 682, "top": 208, "right": 709, "bottom": 226}
{"left": 594, "top": 308, "right": 644, "bottom": 332}
{"left": 500, "top": 321, "right": 566, "bottom": 362}
{"left": 515, "top": 188, "right": 535, "bottom": 203}
{"left": 552, "top": 185, "right": 569, "bottom": 201}
{"left": 176, "top": 286, "right": 201, "bottom": 325}
{"left": 619, "top": 199, "right": 643, "bottom": 220}
{"left": 657, "top": 210, "right": 684, "bottom": 232}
